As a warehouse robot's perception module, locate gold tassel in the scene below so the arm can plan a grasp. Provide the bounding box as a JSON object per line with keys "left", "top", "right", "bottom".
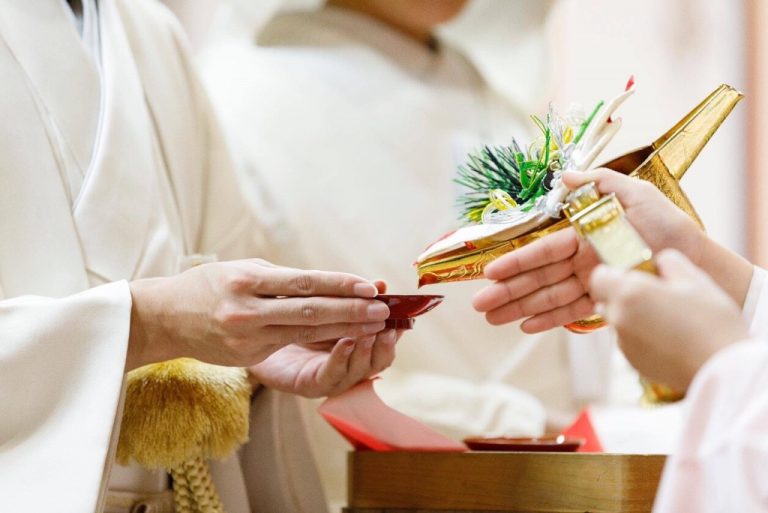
{"left": 117, "top": 358, "right": 252, "bottom": 513}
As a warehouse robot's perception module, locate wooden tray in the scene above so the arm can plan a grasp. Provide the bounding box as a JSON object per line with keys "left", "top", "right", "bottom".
{"left": 345, "top": 451, "right": 666, "bottom": 513}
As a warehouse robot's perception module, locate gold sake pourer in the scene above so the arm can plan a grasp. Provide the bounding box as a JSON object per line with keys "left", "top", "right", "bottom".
{"left": 599, "top": 83, "right": 743, "bottom": 226}
{"left": 563, "top": 84, "right": 742, "bottom": 334}
{"left": 416, "top": 85, "right": 742, "bottom": 290}
{"left": 417, "top": 84, "right": 742, "bottom": 323}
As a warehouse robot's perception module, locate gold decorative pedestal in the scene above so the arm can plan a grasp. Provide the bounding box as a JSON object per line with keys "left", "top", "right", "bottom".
{"left": 344, "top": 451, "right": 666, "bottom": 513}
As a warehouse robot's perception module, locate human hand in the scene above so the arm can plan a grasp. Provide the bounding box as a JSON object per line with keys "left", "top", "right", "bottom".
{"left": 247, "top": 329, "right": 402, "bottom": 398}
{"left": 472, "top": 168, "right": 707, "bottom": 332}
{"left": 589, "top": 249, "right": 748, "bottom": 391}
{"left": 126, "top": 259, "right": 389, "bottom": 370}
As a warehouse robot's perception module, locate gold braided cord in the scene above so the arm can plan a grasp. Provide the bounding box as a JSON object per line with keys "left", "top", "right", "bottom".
{"left": 171, "top": 456, "right": 226, "bottom": 513}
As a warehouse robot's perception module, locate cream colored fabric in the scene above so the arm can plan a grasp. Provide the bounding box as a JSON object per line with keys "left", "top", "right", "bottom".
{"left": 0, "top": 0, "right": 326, "bottom": 511}
{"left": 0, "top": 283, "right": 131, "bottom": 512}
{"left": 606, "top": 267, "right": 768, "bottom": 512}
{"left": 238, "top": 389, "right": 328, "bottom": 513}
{"left": 742, "top": 266, "right": 768, "bottom": 337}
{"left": 652, "top": 338, "right": 768, "bottom": 513}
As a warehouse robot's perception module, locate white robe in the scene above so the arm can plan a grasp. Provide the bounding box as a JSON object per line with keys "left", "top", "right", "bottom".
{"left": 0, "top": 1, "right": 326, "bottom": 512}
{"left": 200, "top": 3, "right": 642, "bottom": 508}
{"left": 652, "top": 266, "right": 768, "bottom": 512}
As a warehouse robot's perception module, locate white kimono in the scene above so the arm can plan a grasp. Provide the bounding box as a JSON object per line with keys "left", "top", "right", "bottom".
{"left": 652, "top": 266, "right": 768, "bottom": 512}
{"left": 199, "top": 2, "right": 641, "bottom": 507}
{"left": 0, "top": 1, "right": 325, "bottom": 512}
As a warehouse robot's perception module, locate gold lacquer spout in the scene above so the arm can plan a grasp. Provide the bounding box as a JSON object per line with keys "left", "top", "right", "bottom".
{"left": 600, "top": 84, "right": 743, "bottom": 229}
{"left": 653, "top": 84, "right": 743, "bottom": 180}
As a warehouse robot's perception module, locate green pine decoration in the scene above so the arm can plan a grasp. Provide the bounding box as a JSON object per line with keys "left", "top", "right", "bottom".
{"left": 455, "top": 100, "right": 605, "bottom": 224}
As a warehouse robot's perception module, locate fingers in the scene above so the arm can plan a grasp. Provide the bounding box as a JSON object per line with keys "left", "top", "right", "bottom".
{"left": 340, "top": 330, "right": 397, "bottom": 387}
{"left": 345, "top": 336, "right": 378, "bottom": 383}
{"left": 588, "top": 265, "right": 627, "bottom": 304}
{"left": 519, "top": 295, "right": 595, "bottom": 333}
{"left": 562, "top": 169, "right": 657, "bottom": 207}
{"left": 253, "top": 296, "right": 390, "bottom": 326}
{"left": 562, "top": 168, "right": 635, "bottom": 194}
{"left": 484, "top": 276, "right": 586, "bottom": 326}
{"left": 313, "top": 338, "right": 358, "bottom": 394}
{"left": 484, "top": 228, "right": 579, "bottom": 281}
{"left": 368, "top": 330, "right": 398, "bottom": 376}
{"left": 260, "top": 321, "right": 386, "bottom": 346}
{"left": 655, "top": 249, "right": 708, "bottom": 283}
{"left": 320, "top": 330, "right": 398, "bottom": 396}
{"left": 589, "top": 264, "right": 660, "bottom": 326}
{"left": 374, "top": 280, "right": 388, "bottom": 294}
{"left": 474, "top": 259, "right": 575, "bottom": 312}
{"left": 245, "top": 263, "right": 379, "bottom": 298}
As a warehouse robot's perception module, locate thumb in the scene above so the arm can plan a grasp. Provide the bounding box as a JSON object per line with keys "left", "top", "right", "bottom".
{"left": 562, "top": 170, "right": 601, "bottom": 190}
{"left": 588, "top": 264, "right": 626, "bottom": 303}
{"left": 373, "top": 280, "right": 387, "bottom": 294}
{"left": 562, "top": 168, "right": 639, "bottom": 201}
{"left": 655, "top": 249, "right": 709, "bottom": 284}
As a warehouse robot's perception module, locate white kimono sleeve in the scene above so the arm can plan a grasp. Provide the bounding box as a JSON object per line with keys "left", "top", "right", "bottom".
{"left": 653, "top": 339, "right": 768, "bottom": 513}
{"left": 742, "top": 266, "right": 768, "bottom": 337}
{"left": 0, "top": 281, "right": 132, "bottom": 512}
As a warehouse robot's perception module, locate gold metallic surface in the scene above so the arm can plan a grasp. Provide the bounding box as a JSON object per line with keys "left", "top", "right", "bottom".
{"left": 564, "top": 183, "right": 601, "bottom": 219}
{"left": 417, "top": 219, "right": 569, "bottom": 286}
{"left": 570, "top": 194, "right": 653, "bottom": 270}
{"left": 417, "top": 85, "right": 743, "bottom": 286}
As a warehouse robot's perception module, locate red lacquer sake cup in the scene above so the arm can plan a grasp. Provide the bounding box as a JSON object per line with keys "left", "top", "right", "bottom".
{"left": 374, "top": 294, "right": 444, "bottom": 329}
{"left": 463, "top": 435, "right": 585, "bottom": 452}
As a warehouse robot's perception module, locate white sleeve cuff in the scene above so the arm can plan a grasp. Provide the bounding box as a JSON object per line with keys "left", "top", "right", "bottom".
{"left": 741, "top": 266, "right": 768, "bottom": 337}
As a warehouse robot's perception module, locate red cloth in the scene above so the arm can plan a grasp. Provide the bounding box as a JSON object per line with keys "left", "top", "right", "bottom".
{"left": 561, "top": 408, "right": 604, "bottom": 453}
{"left": 319, "top": 379, "right": 467, "bottom": 452}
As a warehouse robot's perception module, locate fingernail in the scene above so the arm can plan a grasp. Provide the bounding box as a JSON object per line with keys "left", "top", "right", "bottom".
{"left": 353, "top": 283, "right": 378, "bottom": 298}
{"left": 384, "top": 330, "right": 397, "bottom": 344}
{"left": 363, "top": 322, "right": 386, "bottom": 334}
{"left": 366, "top": 302, "right": 390, "bottom": 321}
{"left": 363, "top": 337, "right": 376, "bottom": 349}
{"left": 344, "top": 341, "right": 356, "bottom": 355}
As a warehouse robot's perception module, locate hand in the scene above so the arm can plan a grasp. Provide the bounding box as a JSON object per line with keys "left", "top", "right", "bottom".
{"left": 247, "top": 329, "right": 402, "bottom": 398}
{"left": 589, "top": 249, "right": 748, "bottom": 391}
{"left": 473, "top": 168, "right": 749, "bottom": 332}
{"left": 126, "top": 259, "right": 389, "bottom": 370}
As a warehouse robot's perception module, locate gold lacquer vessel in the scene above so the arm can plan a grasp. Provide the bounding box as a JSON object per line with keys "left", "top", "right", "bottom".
{"left": 417, "top": 84, "right": 743, "bottom": 328}
{"left": 418, "top": 86, "right": 742, "bottom": 403}
{"left": 563, "top": 84, "right": 742, "bottom": 334}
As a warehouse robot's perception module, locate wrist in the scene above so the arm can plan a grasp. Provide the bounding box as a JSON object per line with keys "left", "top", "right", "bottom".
{"left": 126, "top": 278, "right": 175, "bottom": 371}
{"left": 246, "top": 367, "right": 262, "bottom": 393}
{"left": 698, "top": 237, "right": 754, "bottom": 308}
{"left": 683, "top": 325, "right": 749, "bottom": 390}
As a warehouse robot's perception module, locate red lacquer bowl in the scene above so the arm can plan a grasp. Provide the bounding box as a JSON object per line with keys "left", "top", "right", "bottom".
{"left": 375, "top": 294, "right": 444, "bottom": 330}
{"left": 463, "top": 435, "right": 585, "bottom": 452}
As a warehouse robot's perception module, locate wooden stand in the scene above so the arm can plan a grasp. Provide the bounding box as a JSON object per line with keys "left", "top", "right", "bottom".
{"left": 345, "top": 451, "right": 666, "bottom": 513}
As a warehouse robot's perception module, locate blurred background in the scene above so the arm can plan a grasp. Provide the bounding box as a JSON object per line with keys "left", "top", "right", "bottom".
{"left": 164, "top": 0, "right": 756, "bottom": 259}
